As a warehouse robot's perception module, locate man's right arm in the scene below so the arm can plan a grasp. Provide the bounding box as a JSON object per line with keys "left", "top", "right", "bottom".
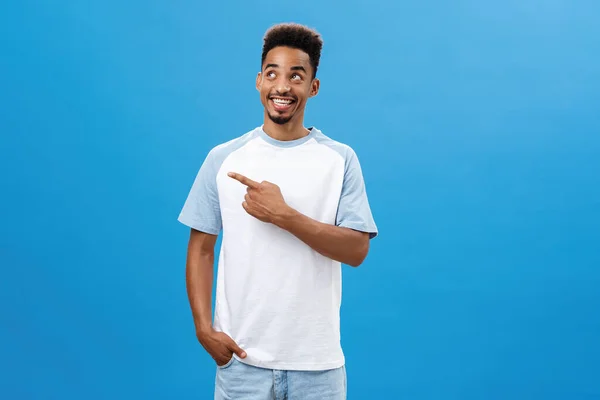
{"left": 185, "top": 228, "right": 246, "bottom": 365}
{"left": 185, "top": 228, "right": 218, "bottom": 336}
{"left": 179, "top": 147, "right": 246, "bottom": 365}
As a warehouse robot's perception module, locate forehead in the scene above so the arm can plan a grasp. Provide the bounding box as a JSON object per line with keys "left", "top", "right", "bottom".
{"left": 263, "top": 46, "right": 312, "bottom": 71}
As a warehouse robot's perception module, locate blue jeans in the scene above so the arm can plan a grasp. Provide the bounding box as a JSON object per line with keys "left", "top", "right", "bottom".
{"left": 214, "top": 357, "right": 347, "bottom": 400}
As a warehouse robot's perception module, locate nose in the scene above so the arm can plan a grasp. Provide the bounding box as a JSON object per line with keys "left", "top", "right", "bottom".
{"left": 275, "top": 77, "right": 291, "bottom": 94}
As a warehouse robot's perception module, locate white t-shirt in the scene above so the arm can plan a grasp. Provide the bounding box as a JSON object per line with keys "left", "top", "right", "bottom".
{"left": 178, "top": 126, "right": 378, "bottom": 371}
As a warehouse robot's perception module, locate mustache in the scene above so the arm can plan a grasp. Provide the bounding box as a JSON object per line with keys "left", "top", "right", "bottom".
{"left": 269, "top": 92, "right": 297, "bottom": 100}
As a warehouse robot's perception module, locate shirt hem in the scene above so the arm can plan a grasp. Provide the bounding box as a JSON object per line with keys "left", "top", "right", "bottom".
{"left": 177, "top": 214, "right": 220, "bottom": 235}
{"left": 234, "top": 356, "right": 345, "bottom": 371}
{"left": 337, "top": 221, "right": 378, "bottom": 239}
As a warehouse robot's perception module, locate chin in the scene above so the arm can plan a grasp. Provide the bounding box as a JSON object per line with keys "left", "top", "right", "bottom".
{"left": 267, "top": 112, "right": 293, "bottom": 125}
{"left": 270, "top": 116, "right": 292, "bottom": 125}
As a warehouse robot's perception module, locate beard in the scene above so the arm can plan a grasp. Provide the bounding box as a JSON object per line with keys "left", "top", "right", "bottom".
{"left": 267, "top": 111, "right": 293, "bottom": 125}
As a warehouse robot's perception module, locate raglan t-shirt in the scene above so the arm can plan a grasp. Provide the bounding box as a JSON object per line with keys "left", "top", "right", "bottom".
{"left": 178, "top": 126, "right": 378, "bottom": 371}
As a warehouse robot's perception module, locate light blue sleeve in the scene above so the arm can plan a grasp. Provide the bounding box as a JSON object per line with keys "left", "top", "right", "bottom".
{"left": 178, "top": 149, "right": 222, "bottom": 235}
{"left": 336, "top": 149, "right": 378, "bottom": 239}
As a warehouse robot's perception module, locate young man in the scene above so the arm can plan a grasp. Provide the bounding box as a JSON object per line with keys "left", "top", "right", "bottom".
{"left": 178, "top": 23, "right": 378, "bottom": 399}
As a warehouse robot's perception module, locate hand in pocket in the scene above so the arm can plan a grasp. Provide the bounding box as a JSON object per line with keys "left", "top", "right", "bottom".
{"left": 197, "top": 328, "right": 247, "bottom": 366}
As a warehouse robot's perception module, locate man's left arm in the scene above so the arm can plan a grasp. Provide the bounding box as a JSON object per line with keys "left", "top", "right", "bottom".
{"left": 273, "top": 208, "right": 370, "bottom": 267}
{"left": 228, "top": 148, "right": 377, "bottom": 267}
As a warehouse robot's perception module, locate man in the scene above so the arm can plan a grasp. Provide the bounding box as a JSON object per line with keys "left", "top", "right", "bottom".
{"left": 178, "top": 23, "right": 378, "bottom": 399}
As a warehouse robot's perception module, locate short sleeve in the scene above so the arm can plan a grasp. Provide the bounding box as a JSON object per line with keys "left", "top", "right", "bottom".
{"left": 335, "top": 149, "right": 378, "bottom": 239}
{"left": 177, "top": 150, "right": 222, "bottom": 235}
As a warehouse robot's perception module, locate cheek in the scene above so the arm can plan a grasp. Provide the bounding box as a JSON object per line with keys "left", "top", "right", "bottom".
{"left": 259, "top": 88, "right": 269, "bottom": 101}
{"left": 261, "top": 86, "right": 272, "bottom": 98}
{"left": 297, "top": 89, "right": 311, "bottom": 102}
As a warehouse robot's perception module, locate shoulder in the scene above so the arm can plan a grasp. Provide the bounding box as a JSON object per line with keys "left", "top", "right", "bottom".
{"left": 205, "top": 127, "right": 260, "bottom": 165}
{"left": 312, "top": 128, "right": 358, "bottom": 165}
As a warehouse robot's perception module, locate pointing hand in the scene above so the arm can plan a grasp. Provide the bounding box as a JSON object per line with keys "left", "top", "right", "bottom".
{"left": 228, "top": 172, "right": 291, "bottom": 224}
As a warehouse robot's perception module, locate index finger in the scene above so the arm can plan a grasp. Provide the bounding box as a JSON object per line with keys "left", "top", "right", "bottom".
{"left": 228, "top": 172, "right": 259, "bottom": 189}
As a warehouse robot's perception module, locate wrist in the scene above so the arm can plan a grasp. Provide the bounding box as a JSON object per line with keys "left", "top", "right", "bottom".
{"left": 273, "top": 205, "right": 298, "bottom": 230}
{"left": 195, "top": 321, "right": 213, "bottom": 337}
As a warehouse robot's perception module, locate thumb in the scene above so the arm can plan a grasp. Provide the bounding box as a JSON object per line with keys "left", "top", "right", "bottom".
{"left": 227, "top": 338, "right": 247, "bottom": 359}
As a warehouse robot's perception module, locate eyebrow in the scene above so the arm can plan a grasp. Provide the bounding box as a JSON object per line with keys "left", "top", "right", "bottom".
{"left": 264, "top": 64, "right": 307, "bottom": 73}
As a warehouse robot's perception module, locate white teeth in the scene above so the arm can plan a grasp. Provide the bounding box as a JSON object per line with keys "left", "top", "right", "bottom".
{"left": 272, "top": 98, "right": 292, "bottom": 105}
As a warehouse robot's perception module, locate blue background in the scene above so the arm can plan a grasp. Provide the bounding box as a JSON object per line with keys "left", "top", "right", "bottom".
{"left": 1, "top": 0, "right": 599, "bottom": 399}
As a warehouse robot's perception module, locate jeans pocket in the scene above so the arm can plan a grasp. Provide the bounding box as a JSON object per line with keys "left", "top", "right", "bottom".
{"left": 217, "top": 355, "right": 235, "bottom": 369}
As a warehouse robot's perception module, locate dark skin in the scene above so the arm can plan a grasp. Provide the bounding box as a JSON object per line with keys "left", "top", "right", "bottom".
{"left": 185, "top": 229, "right": 246, "bottom": 366}
{"left": 256, "top": 46, "right": 320, "bottom": 141}
{"left": 228, "top": 172, "right": 370, "bottom": 266}
{"left": 187, "top": 45, "right": 370, "bottom": 366}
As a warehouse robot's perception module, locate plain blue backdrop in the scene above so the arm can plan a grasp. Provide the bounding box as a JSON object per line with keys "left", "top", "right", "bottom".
{"left": 1, "top": 0, "right": 599, "bottom": 399}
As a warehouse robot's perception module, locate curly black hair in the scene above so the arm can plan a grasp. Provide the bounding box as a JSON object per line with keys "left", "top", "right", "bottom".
{"left": 261, "top": 23, "right": 323, "bottom": 79}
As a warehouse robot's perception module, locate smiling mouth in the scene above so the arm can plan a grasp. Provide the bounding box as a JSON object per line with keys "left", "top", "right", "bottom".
{"left": 270, "top": 97, "right": 296, "bottom": 111}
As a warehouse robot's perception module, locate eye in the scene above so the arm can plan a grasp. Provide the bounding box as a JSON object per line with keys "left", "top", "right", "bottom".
{"left": 291, "top": 73, "right": 302, "bottom": 81}
{"left": 266, "top": 71, "right": 276, "bottom": 79}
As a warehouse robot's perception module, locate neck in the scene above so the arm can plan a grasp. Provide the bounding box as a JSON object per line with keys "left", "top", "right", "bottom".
{"left": 262, "top": 114, "right": 309, "bottom": 141}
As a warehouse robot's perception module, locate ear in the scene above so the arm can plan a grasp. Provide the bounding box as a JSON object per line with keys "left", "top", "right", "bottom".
{"left": 309, "top": 78, "right": 320, "bottom": 98}
{"left": 256, "top": 72, "right": 262, "bottom": 91}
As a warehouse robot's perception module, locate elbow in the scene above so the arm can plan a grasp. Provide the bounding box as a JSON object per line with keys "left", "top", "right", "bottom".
{"left": 347, "top": 240, "right": 370, "bottom": 267}
{"left": 347, "top": 259, "right": 364, "bottom": 268}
